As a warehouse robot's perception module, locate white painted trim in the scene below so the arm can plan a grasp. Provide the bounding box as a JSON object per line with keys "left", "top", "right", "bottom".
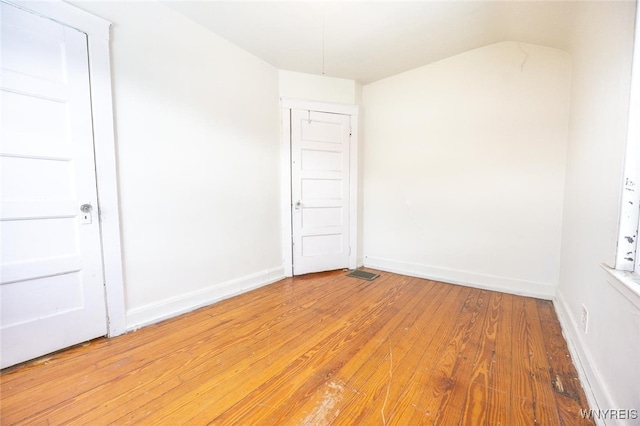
{"left": 601, "top": 264, "right": 640, "bottom": 309}
{"left": 364, "top": 256, "right": 556, "bottom": 300}
{"left": 7, "top": 0, "right": 126, "bottom": 336}
{"left": 280, "top": 97, "right": 359, "bottom": 276}
{"left": 90, "top": 35, "right": 126, "bottom": 337}
{"left": 616, "top": 1, "right": 640, "bottom": 272}
{"left": 281, "top": 109, "right": 294, "bottom": 277}
{"left": 6, "top": 0, "right": 111, "bottom": 39}
{"left": 348, "top": 114, "right": 359, "bottom": 270}
{"left": 281, "top": 98, "right": 359, "bottom": 116}
{"left": 126, "top": 267, "right": 286, "bottom": 331}
{"left": 554, "top": 289, "right": 610, "bottom": 426}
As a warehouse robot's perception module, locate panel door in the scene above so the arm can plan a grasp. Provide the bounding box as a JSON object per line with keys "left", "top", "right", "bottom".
{"left": 291, "top": 110, "right": 350, "bottom": 275}
{"left": 0, "top": 2, "right": 107, "bottom": 368}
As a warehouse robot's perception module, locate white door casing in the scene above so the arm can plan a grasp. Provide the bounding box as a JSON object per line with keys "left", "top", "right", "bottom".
{"left": 0, "top": 2, "right": 116, "bottom": 368}
{"left": 3, "top": 0, "right": 126, "bottom": 338}
{"left": 282, "top": 99, "right": 359, "bottom": 276}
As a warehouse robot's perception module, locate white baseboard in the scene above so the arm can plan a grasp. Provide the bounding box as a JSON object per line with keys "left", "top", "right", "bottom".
{"left": 554, "top": 289, "right": 618, "bottom": 426}
{"left": 126, "top": 266, "right": 285, "bottom": 331}
{"left": 363, "top": 256, "right": 555, "bottom": 299}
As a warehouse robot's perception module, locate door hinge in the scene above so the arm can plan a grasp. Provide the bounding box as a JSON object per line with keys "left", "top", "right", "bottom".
{"left": 349, "top": 246, "right": 352, "bottom": 256}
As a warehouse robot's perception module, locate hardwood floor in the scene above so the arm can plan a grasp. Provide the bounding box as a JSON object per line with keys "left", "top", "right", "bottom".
{"left": 0, "top": 270, "right": 593, "bottom": 425}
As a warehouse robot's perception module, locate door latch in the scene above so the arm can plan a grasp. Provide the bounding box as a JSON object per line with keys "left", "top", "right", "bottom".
{"left": 80, "top": 204, "right": 92, "bottom": 224}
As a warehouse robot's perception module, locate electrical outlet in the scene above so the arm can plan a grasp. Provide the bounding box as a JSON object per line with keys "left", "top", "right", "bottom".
{"left": 581, "top": 304, "right": 589, "bottom": 334}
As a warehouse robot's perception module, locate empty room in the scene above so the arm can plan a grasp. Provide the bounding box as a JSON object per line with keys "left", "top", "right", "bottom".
{"left": 1, "top": 0, "right": 639, "bottom": 424}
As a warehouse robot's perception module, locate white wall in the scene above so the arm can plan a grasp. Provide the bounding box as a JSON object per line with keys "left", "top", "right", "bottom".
{"left": 555, "top": 1, "right": 639, "bottom": 420}
{"left": 361, "top": 41, "right": 571, "bottom": 299}
{"left": 71, "top": 2, "right": 283, "bottom": 329}
{"left": 279, "top": 70, "right": 359, "bottom": 105}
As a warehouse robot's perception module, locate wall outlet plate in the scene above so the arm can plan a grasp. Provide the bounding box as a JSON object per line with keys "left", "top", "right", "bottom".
{"left": 581, "top": 304, "right": 589, "bottom": 334}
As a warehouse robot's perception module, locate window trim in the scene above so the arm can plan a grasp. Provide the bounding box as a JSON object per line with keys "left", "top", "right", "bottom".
{"left": 615, "top": 2, "right": 640, "bottom": 274}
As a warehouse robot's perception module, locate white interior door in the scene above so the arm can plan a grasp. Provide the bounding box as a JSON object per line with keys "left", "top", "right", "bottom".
{"left": 291, "top": 109, "right": 350, "bottom": 275}
{"left": 0, "top": 2, "right": 107, "bottom": 369}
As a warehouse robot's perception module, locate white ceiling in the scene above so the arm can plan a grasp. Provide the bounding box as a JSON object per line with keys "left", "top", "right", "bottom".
{"left": 163, "top": 1, "right": 583, "bottom": 84}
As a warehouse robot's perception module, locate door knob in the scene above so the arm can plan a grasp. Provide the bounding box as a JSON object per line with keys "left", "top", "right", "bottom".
{"left": 295, "top": 201, "right": 302, "bottom": 210}
{"left": 80, "top": 204, "right": 92, "bottom": 213}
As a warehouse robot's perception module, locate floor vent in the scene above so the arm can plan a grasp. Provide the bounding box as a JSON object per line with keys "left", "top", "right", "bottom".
{"left": 346, "top": 270, "right": 380, "bottom": 281}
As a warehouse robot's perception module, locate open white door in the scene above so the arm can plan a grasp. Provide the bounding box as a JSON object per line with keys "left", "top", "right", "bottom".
{"left": 291, "top": 110, "right": 351, "bottom": 275}
{"left": 0, "top": 3, "right": 108, "bottom": 368}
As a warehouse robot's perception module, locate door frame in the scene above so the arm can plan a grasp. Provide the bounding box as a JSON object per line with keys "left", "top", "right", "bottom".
{"left": 280, "top": 98, "right": 359, "bottom": 276}
{"left": 6, "top": 0, "right": 126, "bottom": 336}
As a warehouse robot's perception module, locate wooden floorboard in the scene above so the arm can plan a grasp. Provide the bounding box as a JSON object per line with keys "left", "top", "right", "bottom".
{"left": 0, "top": 270, "right": 594, "bottom": 425}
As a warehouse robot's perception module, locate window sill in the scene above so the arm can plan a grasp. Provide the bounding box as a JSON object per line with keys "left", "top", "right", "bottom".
{"left": 601, "top": 264, "right": 640, "bottom": 309}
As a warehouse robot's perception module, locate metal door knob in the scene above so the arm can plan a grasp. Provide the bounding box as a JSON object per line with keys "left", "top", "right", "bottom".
{"left": 80, "top": 204, "right": 92, "bottom": 213}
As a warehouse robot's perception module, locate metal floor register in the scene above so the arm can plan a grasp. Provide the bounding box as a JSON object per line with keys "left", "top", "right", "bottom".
{"left": 346, "top": 270, "right": 380, "bottom": 281}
